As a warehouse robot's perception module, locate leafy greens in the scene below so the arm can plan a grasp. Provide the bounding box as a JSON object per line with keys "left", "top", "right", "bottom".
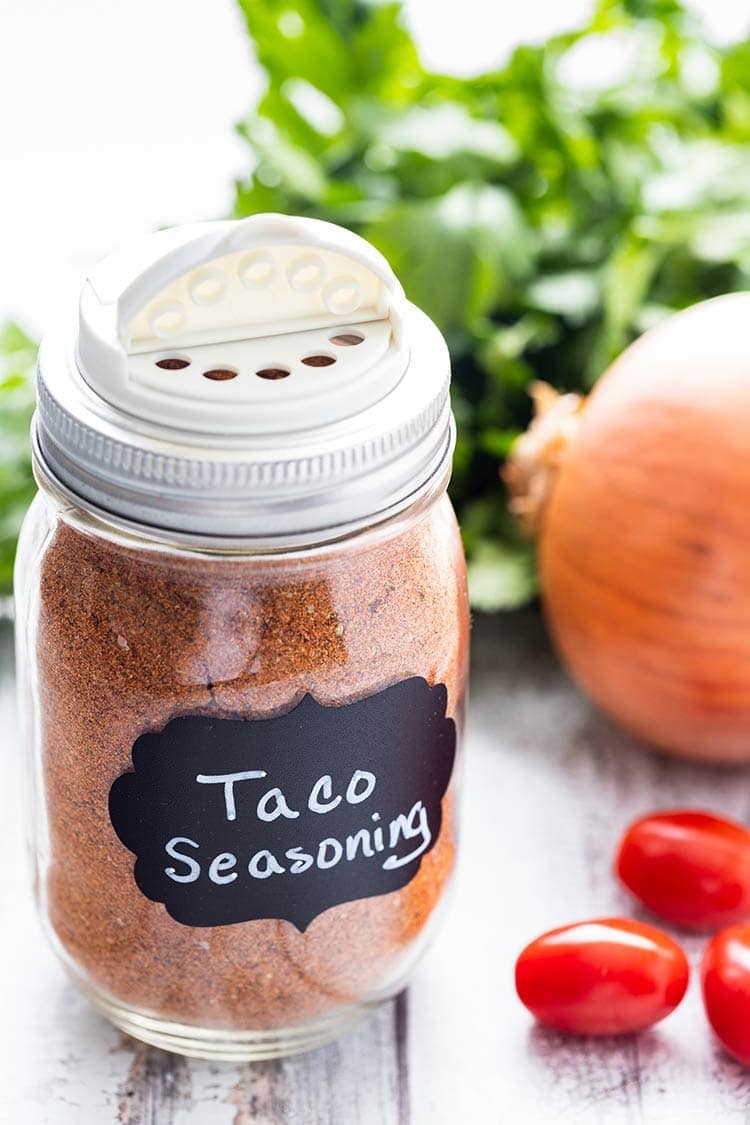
{"left": 233, "top": 0, "right": 750, "bottom": 607}
{"left": 3, "top": 0, "right": 750, "bottom": 603}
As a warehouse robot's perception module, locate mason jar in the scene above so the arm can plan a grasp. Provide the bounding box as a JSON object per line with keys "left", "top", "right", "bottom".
{"left": 14, "top": 214, "right": 469, "bottom": 1060}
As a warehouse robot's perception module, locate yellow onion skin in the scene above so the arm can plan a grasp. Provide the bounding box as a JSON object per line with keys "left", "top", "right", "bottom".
{"left": 540, "top": 293, "right": 750, "bottom": 763}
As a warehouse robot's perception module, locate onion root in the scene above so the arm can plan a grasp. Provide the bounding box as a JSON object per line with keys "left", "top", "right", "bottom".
{"left": 503, "top": 382, "right": 584, "bottom": 539}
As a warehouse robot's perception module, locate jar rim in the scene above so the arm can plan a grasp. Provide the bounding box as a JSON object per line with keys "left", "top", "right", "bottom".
{"left": 31, "top": 426, "right": 454, "bottom": 563}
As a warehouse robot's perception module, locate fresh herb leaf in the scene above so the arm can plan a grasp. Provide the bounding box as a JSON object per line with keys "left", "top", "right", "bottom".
{"left": 0, "top": 324, "right": 37, "bottom": 593}
{"left": 468, "top": 540, "right": 537, "bottom": 612}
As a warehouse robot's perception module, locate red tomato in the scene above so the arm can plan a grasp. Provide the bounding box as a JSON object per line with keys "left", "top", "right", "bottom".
{"left": 702, "top": 925, "right": 750, "bottom": 1066}
{"left": 515, "top": 918, "right": 689, "bottom": 1035}
{"left": 616, "top": 810, "right": 750, "bottom": 931}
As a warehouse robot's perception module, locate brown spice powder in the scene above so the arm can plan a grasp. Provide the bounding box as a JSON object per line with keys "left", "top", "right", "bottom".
{"left": 36, "top": 494, "right": 469, "bottom": 1031}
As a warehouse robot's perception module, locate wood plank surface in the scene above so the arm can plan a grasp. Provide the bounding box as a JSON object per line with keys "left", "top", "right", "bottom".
{"left": 3, "top": 611, "right": 750, "bottom": 1123}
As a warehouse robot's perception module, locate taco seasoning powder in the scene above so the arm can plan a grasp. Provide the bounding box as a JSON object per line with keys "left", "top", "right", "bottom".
{"left": 15, "top": 214, "right": 469, "bottom": 1060}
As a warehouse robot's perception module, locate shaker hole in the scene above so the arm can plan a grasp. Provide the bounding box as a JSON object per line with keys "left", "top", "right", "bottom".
{"left": 294, "top": 265, "right": 321, "bottom": 288}
{"left": 203, "top": 367, "right": 239, "bottom": 381}
{"left": 149, "top": 301, "right": 186, "bottom": 338}
{"left": 256, "top": 367, "right": 291, "bottom": 380}
{"left": 302, "top": 354, "right": 336, "bottom": 367}
{"left": 190, "top": 273, "right": 226, "bottom": 305}
{"left": 287, "top": 255, "right": 326, "bottom": 293}
{"left": 329, "top": 333, "right": 364, "bottom": 347}
{"left": 322, "top": 277, "right": 361, "bottom": 315}
{"left": 239, "top": 251, "right": 276, "bottom": 289}
{"left": 156, "top": 356, "right": 191, "bottom": 370}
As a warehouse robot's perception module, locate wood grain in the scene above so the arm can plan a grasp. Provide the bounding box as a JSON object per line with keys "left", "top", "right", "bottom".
{"left": 5, "top": 611, "right": 750, "bottom": 1122}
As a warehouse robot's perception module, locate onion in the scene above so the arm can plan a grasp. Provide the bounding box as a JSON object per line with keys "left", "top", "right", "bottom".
{"left": 506, "top": 293, "right": 750, "bottom": 763}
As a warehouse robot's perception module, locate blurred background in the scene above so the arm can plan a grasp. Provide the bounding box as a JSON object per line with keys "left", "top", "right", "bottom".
{"left": 2, "top": 0, "right": 750, "bottom": 600}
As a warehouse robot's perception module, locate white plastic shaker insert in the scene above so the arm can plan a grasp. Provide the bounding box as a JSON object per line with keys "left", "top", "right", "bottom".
{"left": 76, "top": 213, "right": 408, "bottom": 435}
{"left": 36, "top": 213, "right": 452, "bottom": 544}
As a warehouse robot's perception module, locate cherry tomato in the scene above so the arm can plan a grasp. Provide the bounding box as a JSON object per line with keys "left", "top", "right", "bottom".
{"left": 701, "top": 925, "right": 750, "bottom": 1066}
{"left": 616, "top": 810, "right": 750, "bottom": 931}
{"left": 515, "top": 918, "right": 689, "bottom": 1035}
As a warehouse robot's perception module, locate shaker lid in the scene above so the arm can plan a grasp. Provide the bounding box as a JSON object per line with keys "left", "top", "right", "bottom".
{"left": 35, "top": 214, "right": 453, "bottom": 545}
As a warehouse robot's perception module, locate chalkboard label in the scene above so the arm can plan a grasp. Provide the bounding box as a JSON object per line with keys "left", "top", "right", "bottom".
{"left": 109, "top": 678, "right": 456, "bottom": 931}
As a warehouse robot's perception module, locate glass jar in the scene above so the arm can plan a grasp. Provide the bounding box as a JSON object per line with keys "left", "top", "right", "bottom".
{"left": 15, "top": 214, "right": 469, "bottom": 1060}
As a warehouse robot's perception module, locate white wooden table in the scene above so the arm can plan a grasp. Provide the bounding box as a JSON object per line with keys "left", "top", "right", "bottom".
{"left": 3, "top": 609, "right": 750, "bottom": 1123}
